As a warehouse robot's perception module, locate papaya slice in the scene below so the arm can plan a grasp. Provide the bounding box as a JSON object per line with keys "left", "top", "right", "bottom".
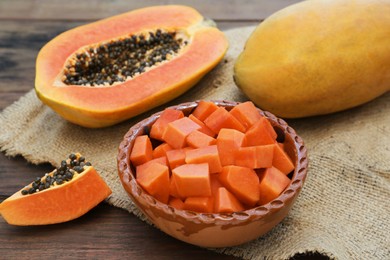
{"left": 35, "top": 5, "right": 228, "bottom": 128}
{"left": 0, "top": 153, "right": 112, "bottom": 226}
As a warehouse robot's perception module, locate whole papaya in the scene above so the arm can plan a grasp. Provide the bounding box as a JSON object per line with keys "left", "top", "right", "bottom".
{"left": 234, "top": 0, "right": 390, "bottom": 118}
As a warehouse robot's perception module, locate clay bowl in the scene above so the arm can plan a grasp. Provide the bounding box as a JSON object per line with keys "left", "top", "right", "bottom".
{"left": 117, "top": 100, "right": 308, "bottom": 248}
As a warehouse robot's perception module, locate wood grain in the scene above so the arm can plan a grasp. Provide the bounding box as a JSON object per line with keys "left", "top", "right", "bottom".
{"left": 0, "top": 0, "right": 301, "bottom": 21}
{"left": 0, "top": 203, "right": 238, "bottom": 259}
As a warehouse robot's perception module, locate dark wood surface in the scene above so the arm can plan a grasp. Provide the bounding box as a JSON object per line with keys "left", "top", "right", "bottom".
{"left": 0, "top": 1, "right": 327, "bottom": 259}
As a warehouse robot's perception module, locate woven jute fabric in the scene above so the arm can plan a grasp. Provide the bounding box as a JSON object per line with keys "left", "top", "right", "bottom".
{"left": 0, "top": 26, "right": 389, "bottom": 260}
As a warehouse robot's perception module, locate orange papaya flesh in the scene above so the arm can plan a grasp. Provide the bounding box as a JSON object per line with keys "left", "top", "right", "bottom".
{"left": 218, "top": 165, "right": 260, "bottom": 207}
{"left": 184, "top": 196, "right": 214, "bottom": 213}
{"left": 136, "top": 162, "right": 170, "bottom": 204}
{"left": 166, "top": 148, "right": 187, "bottom": 169}
{"left": 152, "top": 143, "right": 173, "bottom": 158}
{"left": 229, "top": 101, "right": 262, "bottom": 131}
{"left": 168, "top": 197, "right": 185, "bottom": 210}
{"left": 0, "top": 153, "right": 112, "bottom": 226}
{"left": 35, "top": 5, "right": 228, "bottom": 128}
{"left": 244, "top": 117, "right": 277, "bottom": 146}
{"left": 216, "top": 128, "right": 246, "bottom": 166}
{"left": 257, "top": 167, "right": 291, "bottom": 205}
{"left": 129, "top": 135, "right": 153, "bottom": 166}
{"left": 214, "top": 187, "right": 245, "bottom": 213}
{"left": 186, "top": 130, "right": 216, "bottom": 148}
{"left": 150, "top": 109, "right": 184, "bottom": 141}
{"left": 272, "top": 143, "right": 295, "bottom": 175}
{"left": 188, "top": 114, "right": 215, "bottom": 137}
{"left": 130, "top": 101, "right": 297, "bottom": 213}
{"left": 169, "top": 175, "right": 183, "bottom": 199}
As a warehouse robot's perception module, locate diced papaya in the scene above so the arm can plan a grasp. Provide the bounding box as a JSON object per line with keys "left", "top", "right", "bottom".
{"left": 168, "top": 197, "right": 185, "bottom": 210}
{"left": 273, "top": 143, "right": 295, "bottom": 175}
{"left": 169, "top": 174, "right": 182, "bottom": 199}
{"left": 150, "top": 108, "right": 184, "bottom": 141}
{"left": 166, "top": 149, "right": 186, "bottom": 170}
{"left": 261, "top": 117, "right": 277, "bottom": 140}
{"left": 229, "top": 101, "right": 262, "bottom": 131}
{"left": 185, "top": 145, "right": 222, "bottom": 174}
{"left": 235, "top": 145, "right": 274, "bottom": 169}
{"left": 258, "top": 167, "right": 291, "bottom": 205}
{"left": 162, "top": 117, "right": 201, "bottom": 149}
{"left": 216, "top": 128, "right": 246, "bottom": 166}
{"left": 136, "top": 162, "right": 170, "bottom": 204}
{"left": 192, "top": 100, "right": 219, "bottom": 121}
{"left": 204, "top": 107, "right": 246, "bottom": 134}
{"left": 137, "top": 156, "right": 168, "bottom": 171}
{"left": 152, "top": 143, "right": 173, "bottom": 158}
{"left": 184, "top": 196, "right": 214, "bottom": 213}
{"left": 244, "top": 117, "right": 277, "bottom": 146}
{"left": 219, "top": 165, "right": 260, "bottom": 207}
{"left": 186, "top": 130, "right": 216, "bottom": 148}
{"left": 188, "top": 114, "right": 215, "bottom": 137}
{"left": 214, "top": 187, "right": 245, "bottom": 213}
{"left": 130, "top": 135, "right": 153, "bottom": 166}
{"left": 172, "top": 163, "right": 211, "bottom": 198}
{"left": 210, "top": 174, "right": 223, "bottom": 196}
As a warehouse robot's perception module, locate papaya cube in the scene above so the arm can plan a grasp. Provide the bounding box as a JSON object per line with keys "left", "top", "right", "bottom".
{"left": 152, "top": 142, "right": 173, "bottom": 158}
{"left": 150, "top": 108, "right": 184, "bottom": 141}
{"left": 204, "top": 107, "right": 246, "bottom": 134}
{"left": 172, "top": 163, "right": 211, "bottom": 198}
{"left": 188, "top": 114, "right": 215, "bottom": 137}
{"left": 235, "top": 145, "right": 274, "bottom": 169}
{"left": 136, "top": 162, "right": 170, "bottom": 204}
{"left": 130, "top": 135, "right": 153, "bottom": 166}
{"left": 214, "top": 187, "right": 245, "bottom": 213}
{"left": 185, "top": 145, "right": 222, "bottom": 174}
{"left": 210, "top": 174, "right": 223, "bottom": 196}
{"left": 138, "top": 156, "right": 167, "bottom": 168}
{"left": 169, "top": 175, "right": 182, "bottom": 199}
{"left": 186, "top": 130, "right": 216, "bottom": 148}
{"left": 229, "top": 101, "right": 262, "bottom": 131}
{"left": 184, "top": 196, "right": 214, "bottom": 213}
{"left": 244, "top": 117, "right": 277, "bottom": 146}
{"left": 219, "top": 165, "right": 260, "bottom": 207}
{"left": 216, "top": 128, "right": 246, "bottom": 166}
{"left": 162, "top": 117, "right": 201, "bottom": 149}
{"left": 192, "top": 100, "right": 219, "bottom": 121}
{"left": 258, "top": 166, "right": 291, "bottom": 205}
{"left": 273, "top": 143, "right": 295, "bottom": 174}
{"left": 168, "top": 197, "right": 185, "bottom": 210}
{"left": 166, "top": 149, "right": 186, "bottom": 170}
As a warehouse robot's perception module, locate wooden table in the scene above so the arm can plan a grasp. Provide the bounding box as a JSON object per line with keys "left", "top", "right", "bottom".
{"left": 0, "top": 1, "right": 326, "bottom": 259}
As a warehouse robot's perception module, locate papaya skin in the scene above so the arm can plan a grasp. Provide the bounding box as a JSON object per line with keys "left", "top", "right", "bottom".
{"left": 35, "top": 6, "right": 228, "bottom": 128}
{"left": 234, "top": 0, "right": 390, "bottom": 118}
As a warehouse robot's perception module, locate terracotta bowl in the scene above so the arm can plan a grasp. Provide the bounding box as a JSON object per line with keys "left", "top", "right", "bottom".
{"left": 117, "top": 100, "right": 308, "bottom": 248}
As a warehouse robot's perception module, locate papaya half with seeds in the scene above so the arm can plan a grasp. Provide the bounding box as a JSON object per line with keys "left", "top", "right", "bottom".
{"left": 35, "top": 5, "right": 228, "bottom": 128}
{"left": 0, "top": 153, "right": 111, "bottom": 226}
{"left": 234, "top": 0, "right": 390, "bottom": 118}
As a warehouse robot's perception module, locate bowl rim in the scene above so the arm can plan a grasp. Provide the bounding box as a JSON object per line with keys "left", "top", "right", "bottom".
{"left": 117, "top": 100, "right": 308, "bottom": 224}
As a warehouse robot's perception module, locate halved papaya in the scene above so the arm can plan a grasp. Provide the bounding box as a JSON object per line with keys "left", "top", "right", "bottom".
{"left": 35, "top": 5, "right": 228, "bottom": 128}
{"left": 0, "top": 153, "right": 112, "bottom": 225}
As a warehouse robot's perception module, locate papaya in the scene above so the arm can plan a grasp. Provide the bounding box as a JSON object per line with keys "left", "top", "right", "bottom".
{"left": 0, "top": 153, "right": 112, "bottom": 225}
{"left": 35, "top": 5, "right": 228, "bottom": 128}
{"left": 234, "top": 0, "right": 390, "bottom": 118}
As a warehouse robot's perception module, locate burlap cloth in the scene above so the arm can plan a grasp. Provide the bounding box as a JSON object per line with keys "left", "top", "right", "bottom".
{"left": 1, "top": 26, "right": 389, "bottom": 259}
